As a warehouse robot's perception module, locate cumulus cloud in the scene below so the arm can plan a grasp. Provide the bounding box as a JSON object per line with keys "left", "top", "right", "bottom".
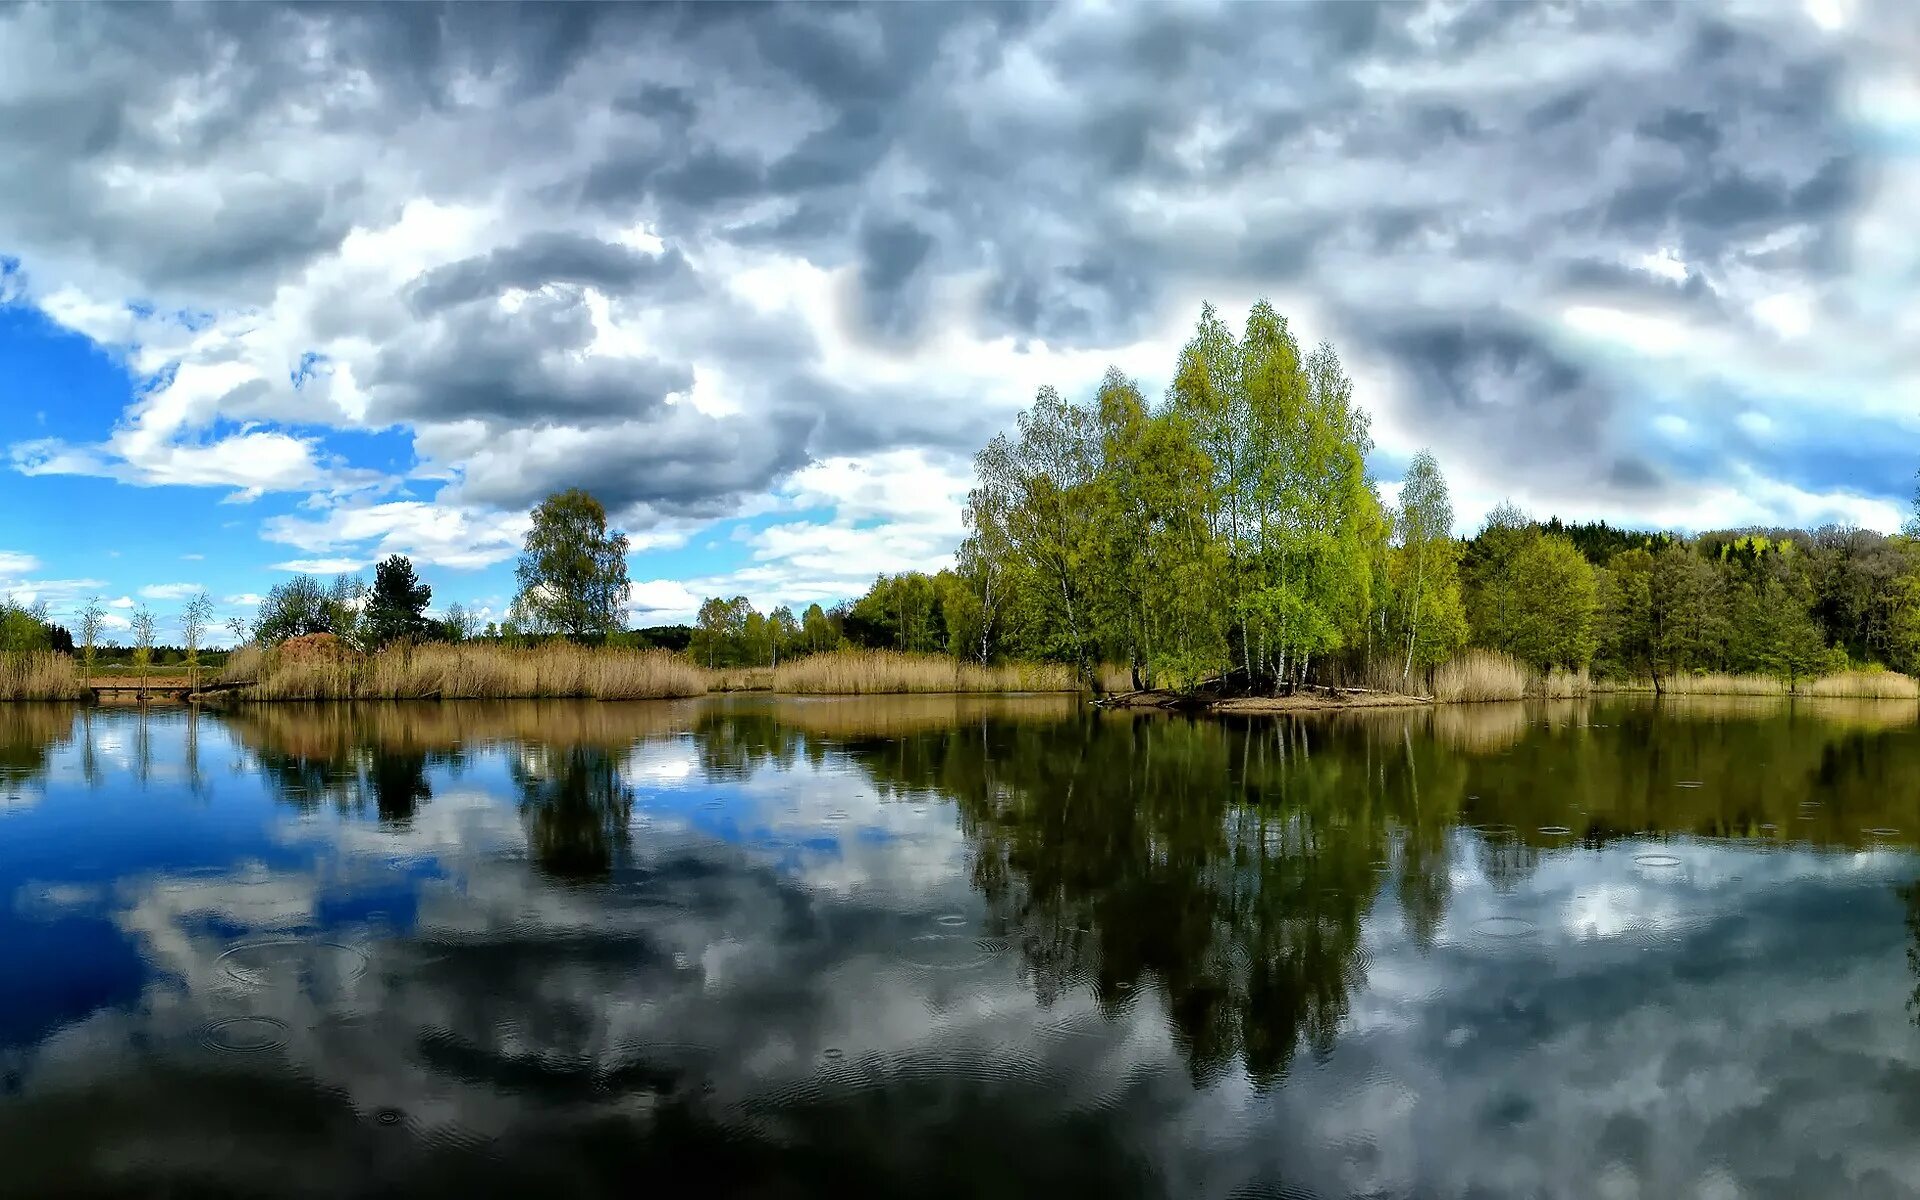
{"left": 1, "top": 1, "right": 1915, "bottom": 606}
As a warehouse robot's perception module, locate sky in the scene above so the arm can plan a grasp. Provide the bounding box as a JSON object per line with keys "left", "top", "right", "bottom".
{"left": 1, "top": 0, "right": 1917, "bottom": 643}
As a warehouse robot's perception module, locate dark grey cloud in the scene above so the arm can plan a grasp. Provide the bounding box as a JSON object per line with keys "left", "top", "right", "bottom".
{"left": 0, "top": 0, "right": 1903, "bottom": 533}
{"left": 371, "top": 288, "right": 692, "bottom": 425}
{"left": 406, "top": 235, "right": 688, "bottom": 314}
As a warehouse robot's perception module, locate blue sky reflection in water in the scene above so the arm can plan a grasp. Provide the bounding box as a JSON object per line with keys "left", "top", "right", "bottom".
{"left": 5, "top": 697, "right": 1920, "bottom": 1196}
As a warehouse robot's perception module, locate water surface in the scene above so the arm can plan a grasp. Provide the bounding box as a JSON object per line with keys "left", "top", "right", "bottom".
{"left": 5, "top": 695, "right": 1920, "bottom": 1197}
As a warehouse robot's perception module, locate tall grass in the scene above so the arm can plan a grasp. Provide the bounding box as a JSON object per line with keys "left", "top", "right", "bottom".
{"left": 1431, "top": 649, "right": 1530, "bottom": 703}
{"left": 1658, "top": 673, "right": 1788, "bottom": 697}
{"left": 1799, "top": 670, "right": 1920, "bottom": 699}
{"left": 0, "top": 651, "right": 85, "bottom": 701}
{"left": 241, "top": 642, "right": 709, "bottom": 701}
{"left": 1538, "top": 667, "right": 1592, "bottom": 699}
{"left": 771, "top": 649, "right": 1077, "bottom": 694}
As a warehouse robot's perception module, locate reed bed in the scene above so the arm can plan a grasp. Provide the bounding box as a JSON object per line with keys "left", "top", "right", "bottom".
{"left": 243, "top": 643, "right": 709, "bottom": 701}
{"left": 0, "top": 651, "right": 85, "bottom": 701}
{"left": 770, "top": 649, "right": 1077, "bottom": 695}
{"left": 1658, "top": 673, "right": 1789, "bottom": 697}
{"left": 1431, "top": 649, "right": 1530, "bottom": 703}
{"left": 1537, "top": 667, "right": 1592, "bottom": 699}
{"left": 1798, "top": 670, "right": 1920, "bottom": 699}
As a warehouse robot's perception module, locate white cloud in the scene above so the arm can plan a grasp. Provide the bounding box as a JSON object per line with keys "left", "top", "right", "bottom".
{"left": 137, "top": 583, "right": 204, "bottom": 601}
{"left": 262, "top": 499, "right": 530, "bottom": 572}
{"left": 0, "top": 551, "right": 41, "bottom": 575}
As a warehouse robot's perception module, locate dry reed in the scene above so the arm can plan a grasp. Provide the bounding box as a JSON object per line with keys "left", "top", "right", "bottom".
{"left": 0, "top": 652, "right": 85, "bottom": 701}
{"left": 242, "top": 643, "right": 709, "bottom": 701}
{"left": 1537, "top": 667, "right": 1592, "bottom": 699}
{"left": 1798, "top": 670, "right": 1920, "bottom": 699}
{"left": 770, "top": 649, "right": 1077, "bottom": 694}
{"left": 1431, "top": 649, "right": 1530, "bottom": 703}
{"left": 1657, "top": 673, "right": 1788, "bottom": 697}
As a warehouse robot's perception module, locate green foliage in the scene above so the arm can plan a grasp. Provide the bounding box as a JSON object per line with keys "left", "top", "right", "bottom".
{"left": 363, "top": 555, "right": 434, "bottom": 648}
{"left": 0, "top": 599, "right": 51, "bottom": 653}
{"left": 255, "top": 575, "right": 336, "bottom": 644}
{"left": 514, "top": 489, "right": 632, "bottom": 638}
{"left": 1499, "top": 534, "right": 1597, "bottom": 671}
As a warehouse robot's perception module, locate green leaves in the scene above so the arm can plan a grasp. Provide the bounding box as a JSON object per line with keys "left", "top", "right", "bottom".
{"left": 513, "top": 489, "right": 632, "bottom": 638}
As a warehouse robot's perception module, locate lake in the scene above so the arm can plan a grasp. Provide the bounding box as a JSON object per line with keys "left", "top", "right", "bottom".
{"left": 5, "top": 695, "right": 1920, "bottom": 1197}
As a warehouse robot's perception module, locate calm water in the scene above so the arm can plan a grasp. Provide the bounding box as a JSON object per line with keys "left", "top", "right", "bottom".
{"left": 6, "top": 695, "right": 1920, "bottom": 1197}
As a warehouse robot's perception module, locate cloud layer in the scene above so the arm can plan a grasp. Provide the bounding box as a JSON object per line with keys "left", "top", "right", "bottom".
{"left": 2, "top": 1, "right": 1916, "bottom": 614}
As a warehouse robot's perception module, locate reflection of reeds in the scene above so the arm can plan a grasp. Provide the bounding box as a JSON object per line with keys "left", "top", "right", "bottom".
{"left": 770, "top": 650, "right": 1077, "bottom": 694}
{"left": 1432, "top": 650, "right": 1529, "bottom": 703}
{"left": 242, "top": 644, "right": 709, "bottom": 700}
{"left": 0, "top": 703, "right": 80, "bottom": 749}
{"left": 755, "top": 693, "right": 1079, "bottom": 737}
{"left": 0, "top": 653, "right": 84, "bottom": 700}
{"left": 1426, "top": 701, "right": 1533, "bottom": 753}
{"left": 224, "top": 699, "right": 705, "bottom": 760}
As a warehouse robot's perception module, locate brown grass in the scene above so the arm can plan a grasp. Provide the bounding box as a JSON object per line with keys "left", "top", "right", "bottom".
{"left": 1096, "top": 662, "right": 1135, "bottom": 694}
{"left": 1537, "top": 667, "right": 1592, "bottom": 699}
{"left": 1658, "top": 672, "right": 1789, "bottom": 697}
{"left": 770, "top": 649, "right": 1078, "bottom": 694}
{"left": 1799, "top": 670, "right": 1920, "bottom": 699}
{"left": 239, "top": 642, "right": 709, "bottom": 701}
{"left": 0, "top": 652, "right": 85, "bottom": 701}
{"left": 1431, "top": 649, "right": 1530, "bottom": 703}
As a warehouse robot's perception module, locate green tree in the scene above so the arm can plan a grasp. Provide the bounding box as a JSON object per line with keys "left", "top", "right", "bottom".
{"left": 1504, "top": 534, "right": 1597, "bottom": 671}
{"left": 1391, "top": 450, "right": 1466, "bottom": 680}
{"left": 255, "top": 575, "right": 334, "bottom": 644}
{"left": 801, "top": 602, "right": 840, "bottom": 655}
{"left": 440, "top": 602, "right": 474, "bottom": 644}
{"left": 514, "top": 489, "right": 632, "bottom": 638}
{"left": 363, "top": 555, "right": 433, "bottom": 648}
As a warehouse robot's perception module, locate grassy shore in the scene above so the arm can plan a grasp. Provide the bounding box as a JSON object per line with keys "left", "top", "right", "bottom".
{"left": 5, "top": 642, "right": 1919, "bottom": 705}
{"left": 233, "top": 642, "right": 710, "bottom": 701}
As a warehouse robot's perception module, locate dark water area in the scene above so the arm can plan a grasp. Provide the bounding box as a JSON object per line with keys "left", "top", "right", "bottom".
{"left": 6, "top": 695, "right": 1920, "bottom": 1197}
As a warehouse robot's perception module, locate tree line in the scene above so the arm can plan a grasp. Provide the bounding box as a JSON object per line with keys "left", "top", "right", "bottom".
{"left": 691, "top": 301, "right": 1920, "bottom": 693}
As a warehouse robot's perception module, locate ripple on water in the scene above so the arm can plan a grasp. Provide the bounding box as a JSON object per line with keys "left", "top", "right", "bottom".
{"left": 1864, "top": 827, "right": 1901, "bottom": 838}
{"left": 897, "top": 934, "right": 1002, "bottom": 971}
{"left": 933, "top": 914, "right": 968, "bottom": 927}
{"left": 217, "top": 941, "right": 369, "bottom": 989}
{"left": 1470, "top": 916, "right": 1538, "bottom": 940}
{"left": 374, "top": 1108, "right": 405, "bottom": 1128}
{"left": 1634, "top": 854, "right": 1683, "bottom": 868}
{"left": 1471, "top": 823, "right": 1516, "bottom": 837}
{"left": 201, "top": 1015, "right": 290, "bottom": 1054}
{"left": 823, "top": 810, "right": 849, "bottom": 823}
{"left": 1537, "top": 826, "right": 1573, "bottom": 837}
{"left": 1675, "top": 781, "right": 1704, "bottom": 789}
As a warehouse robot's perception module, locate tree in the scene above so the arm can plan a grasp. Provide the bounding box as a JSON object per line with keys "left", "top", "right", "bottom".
{"left": 255, "top": 575, "right": 333, "bottom": 644}
{"left": 78, "top": 595, "right": 106, "bottom": 685}
{"left": 181, "top": 591, "right": 214, "bottom": 692}
{"left": 132, "top": 606, "right": 157, "bottom": 692}
{"left": 514, "top": 489, "right": 631, "bottom": 638}
{"left": 363, "top": 555, "right": 433, "bottom": 648}
{"left": 1392, "top": 451, "right": 1466, "bottom": 680}
{"left": 441, "top": 602, "right": 474, "bottom": 644}
{"left": 226, "top": 615, "right": 250, "bottom": 648}
{"left": 326, "top": 576, "right": 366, "bottom": 650}
{"left": 1504, "top": 534, "right": 1597, "bottom": 671}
